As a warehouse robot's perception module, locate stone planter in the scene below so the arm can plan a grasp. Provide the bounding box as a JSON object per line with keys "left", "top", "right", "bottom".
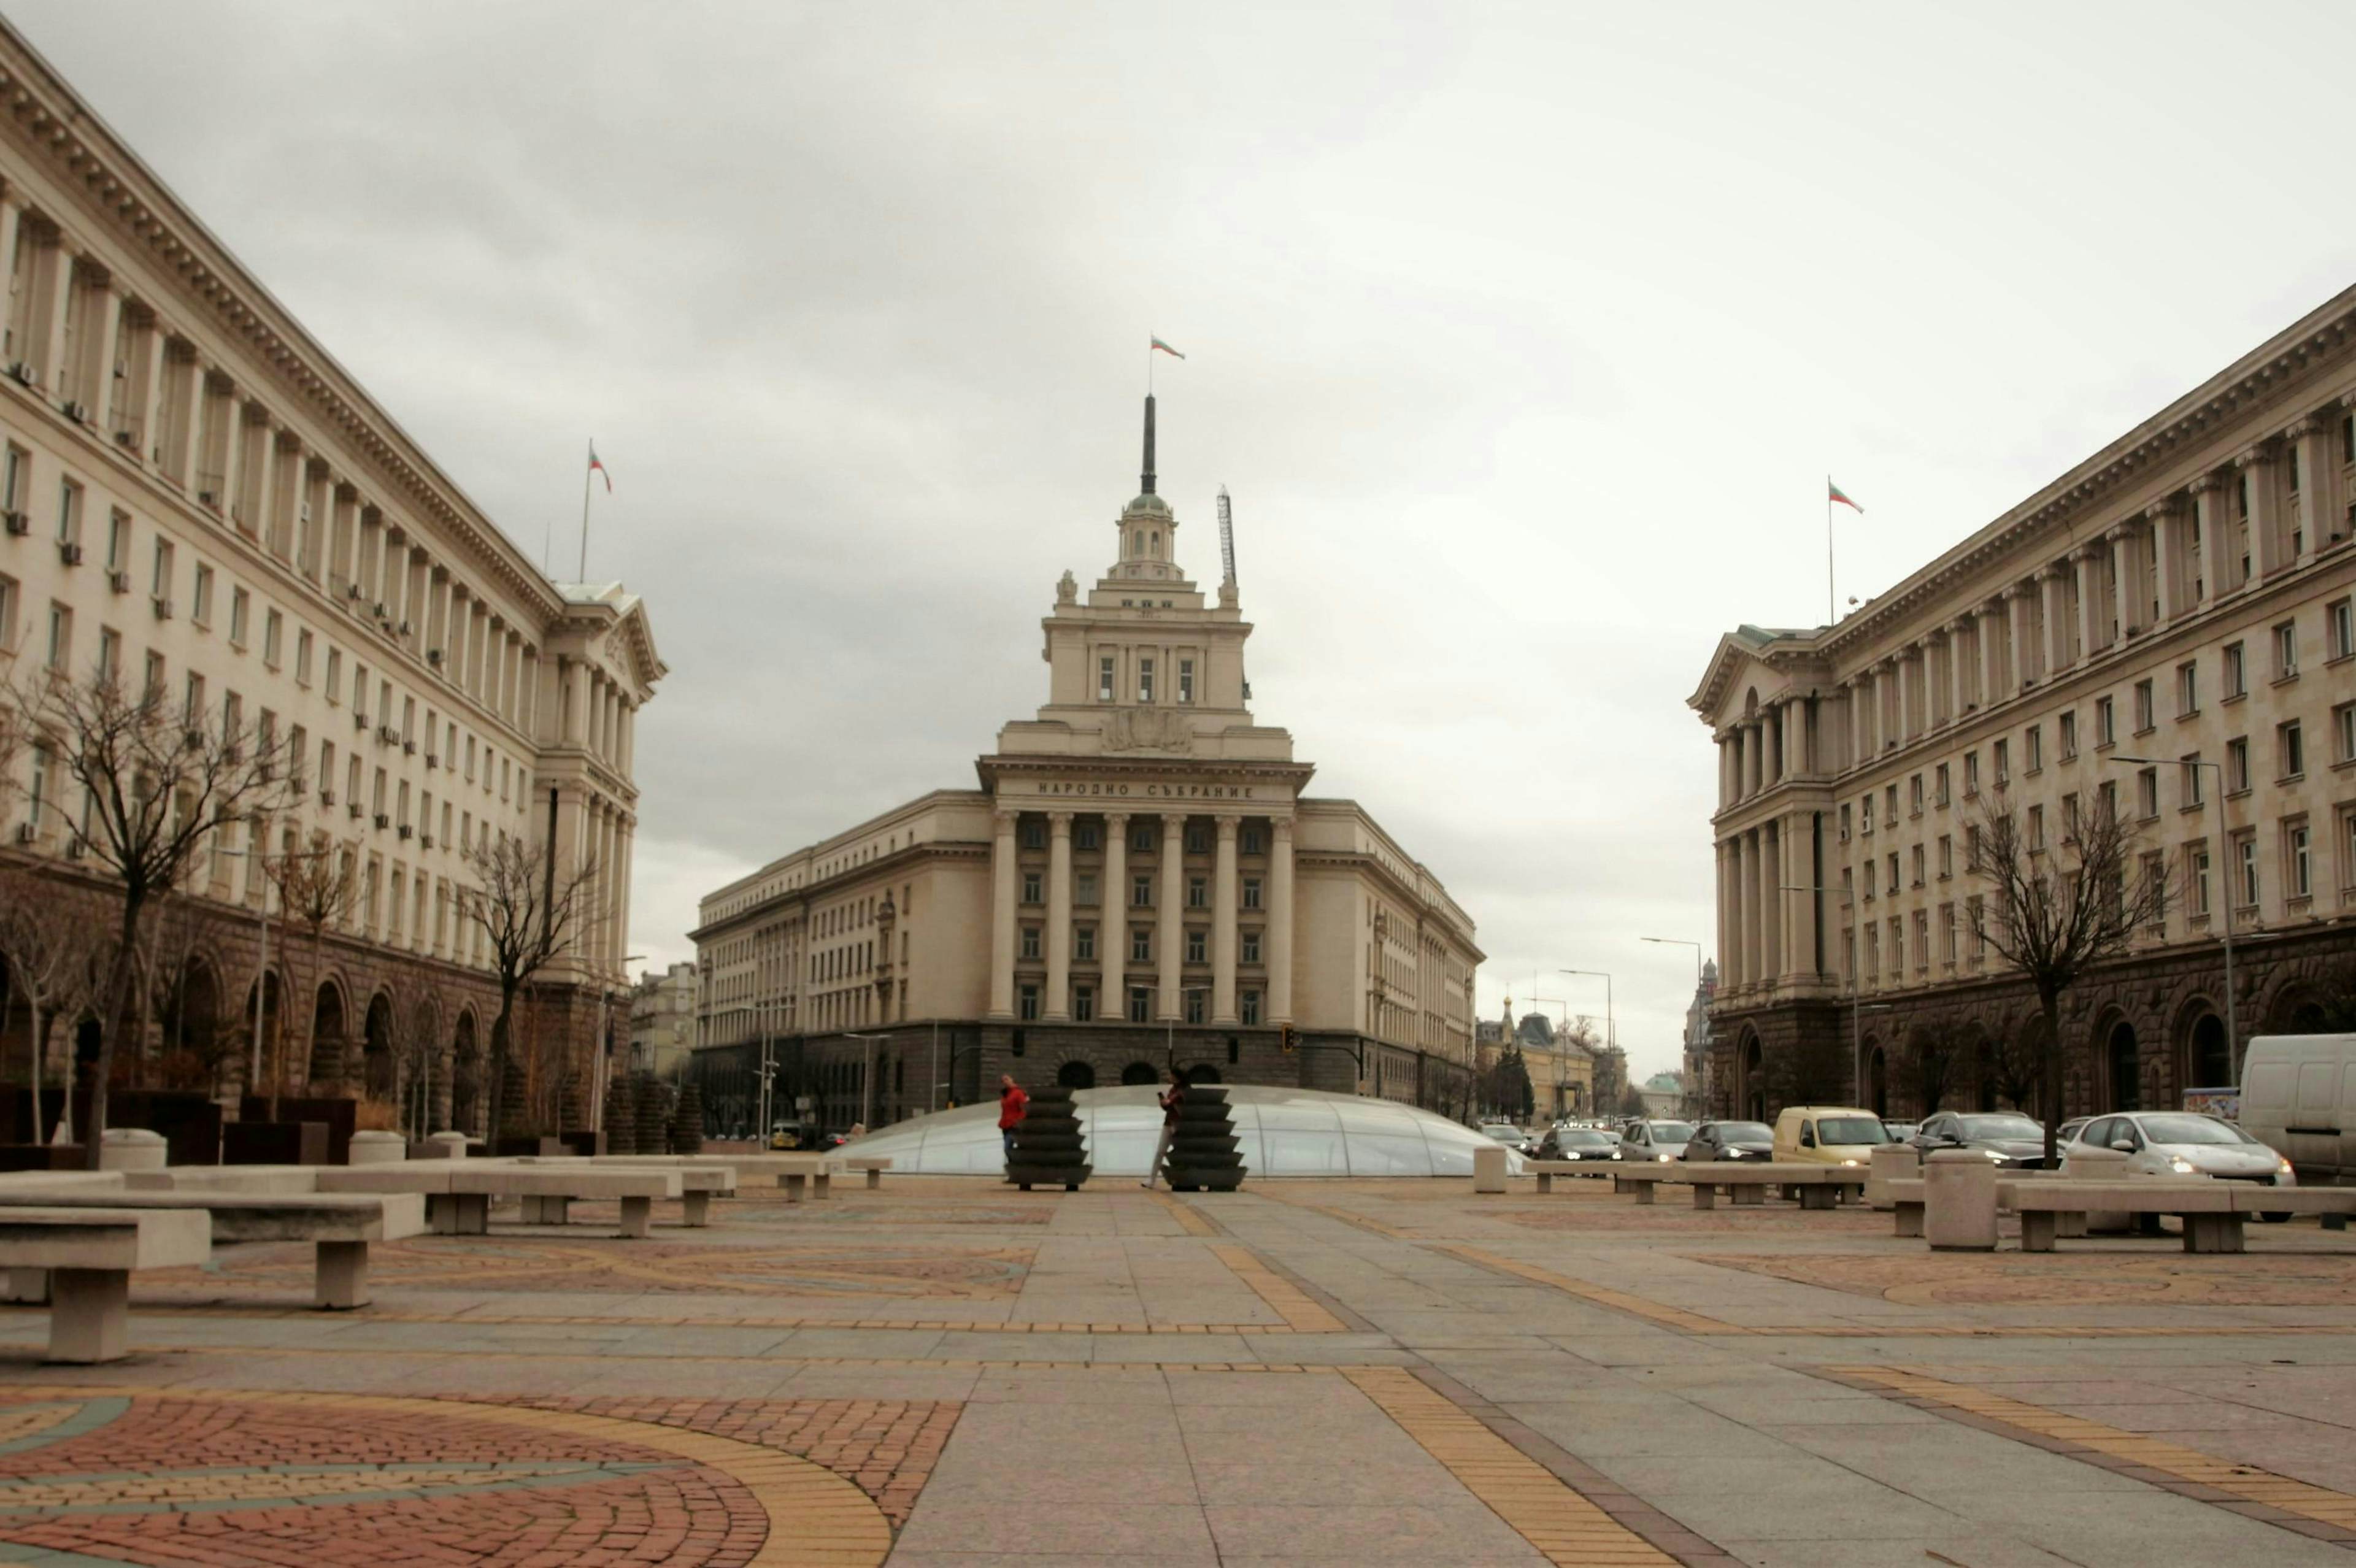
{"left": 346, "top": 1131, "right": 407, "bottom": 1166}
{"left": 1163, "top": 1086, "right": 1245, "bottom": 1193}
{"left": 1866, "top": 1144, "right": 1920, "bottom": 1210}
{"left": 98, "top": 1128, "right": 167, "bottom": 1173}
{"left": 1006, "top": 1085, "right": 1090, "bottom": 1191}
{"left": 1924, "top": 1149, "right": 1998, "bottom": 1250}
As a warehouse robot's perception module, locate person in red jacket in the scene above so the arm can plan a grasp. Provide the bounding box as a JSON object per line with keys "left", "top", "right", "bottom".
{"left": 997, "top": 1075, "right": 1029, "bottom": 1167}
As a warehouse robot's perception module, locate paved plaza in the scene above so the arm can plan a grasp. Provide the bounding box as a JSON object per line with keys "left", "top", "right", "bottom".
{"left": 0, "top": 1170, "right": 2354, "bottom": 1566}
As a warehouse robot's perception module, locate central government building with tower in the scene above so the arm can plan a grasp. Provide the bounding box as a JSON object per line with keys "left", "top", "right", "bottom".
{"left": 687, "top": 401, "right": 1483, "bottom": 1134}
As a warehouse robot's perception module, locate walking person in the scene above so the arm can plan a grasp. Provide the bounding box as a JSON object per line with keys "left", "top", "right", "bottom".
{"left": 1140, "top": 1067, "right": 1186, "bottom": 1189}
{"left": 997, "top": 1075, "right": 1028, "bottom": 1175}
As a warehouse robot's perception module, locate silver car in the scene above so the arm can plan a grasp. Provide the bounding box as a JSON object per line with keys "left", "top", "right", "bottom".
{"left": 2067, "top": 1111, "right": 2297, "bottom": 1191}
{"left": 1619, "top": 1119, "right": 1698, "bottom": 1164}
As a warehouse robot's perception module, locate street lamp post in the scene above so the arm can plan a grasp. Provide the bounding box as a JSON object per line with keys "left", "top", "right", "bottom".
{"left": 2110, "top": 753, "right": 2238, "bottom": 1077}
{"left": 1641, "top": 937, "right": 1706, "bottom": 1113}
{"left": 845, "top": 1031, "right": 888, "bottom": 1130}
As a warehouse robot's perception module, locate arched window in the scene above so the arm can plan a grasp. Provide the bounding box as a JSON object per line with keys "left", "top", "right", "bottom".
{"left": 1133, "top": 530, "right": 1143, "bottom": 555}
{"left": 1120, "top": 1061, "right": 1160, "bottom": 1086}
{"left": 1057, "top": 1059, "right": 1096, "bottom": 1090}
{"left": 1150, "top": 531, "right": 1160, "bottom": 556}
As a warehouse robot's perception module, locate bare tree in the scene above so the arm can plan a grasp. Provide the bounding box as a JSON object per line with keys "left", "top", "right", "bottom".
{"left": 263, "top": 830, "right": 355, "bottom": 1117}
{"left": 8, "top": 665, "right": 290, "bottom": 1167}
{"left": 1968, "top": 786, "right": 2171, "bottom": 1166}
{"left": 382, "top": 983, "right": 444, "bottom": 1138}
{"left": 139, "top": 891, "right": 227, "bottom": 1094}
{"left": 453, "top": 833, "right": 600, "bottom": 1140}
{"left": 0, "top": 870, "right": 109, "bottom": 1142}
{"left": 1907, "top": 1014, "right": 1975, "bottom": 1117}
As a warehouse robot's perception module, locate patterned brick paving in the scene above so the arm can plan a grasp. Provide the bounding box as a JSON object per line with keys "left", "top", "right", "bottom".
{"left": 1699, "top": 1250, "right": 2356, "bottom": 1307}
{"left": 0, "top": 1388, "right": 955, "bottom": 1567}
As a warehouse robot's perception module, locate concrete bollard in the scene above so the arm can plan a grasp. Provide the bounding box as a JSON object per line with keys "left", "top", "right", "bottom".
{"left": 347, "top": 1131, "right": 407, "bottom": 1166}
{"left": 425, "top": 1132, "right": 469, "bottom": 1161}
{"left": 1473, "top": 1144, "right": 1507, "bottom": 1194}
{"left": 2064, "top": 1145, "right": 2133, "bottom": 1233}
{"left": 96, "top": 1128, "right": 167, "bottom": 1173}
{"left": 1866, "top": 1145, "right": 1920, "bottom": 1210}
{"left": 1924, "top": 1150, "right": 1999, "bottom": 1250}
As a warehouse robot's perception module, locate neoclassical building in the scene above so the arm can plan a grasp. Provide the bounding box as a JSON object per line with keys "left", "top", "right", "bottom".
{"left": 688, "top": 400, "right": 1481, "bottom": 1132}
{"left": 0, "top": 21, "right": 661, "bottom": 1129}
{"left": 1692, "top": 285, "right": 2356, "bottom": 1124}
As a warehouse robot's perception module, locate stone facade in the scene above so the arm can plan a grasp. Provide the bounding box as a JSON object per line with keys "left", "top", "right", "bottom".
{"left": 1690, "top": 285, "right": 2356, "bottom": 1124}
{"left": 0, "top": 22, "right": 662, "bottom": 1133}
{"left": 688, "top": 400, "right": 1481, "bottom": 1130}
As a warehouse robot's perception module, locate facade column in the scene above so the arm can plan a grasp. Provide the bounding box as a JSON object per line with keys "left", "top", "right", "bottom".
{"left": 1157, "top": 813, "right": 1185, "bottom": 1021}
{"left": 1743, "top": 828, "right": 1763, "bottom": 989}
{"left": 1268, "top": 818, "right": 1295, "bottom": 1024}
{"left": 2147, "top": 501, "right": 2182, "bottom": 625}
{"left": 2190, "top": 473, "right": 2229, "bottom": 603}
{"left": 2290, "top": 415, "right": 2331, "bottom": 566}
{"left": 2039, "top": 564, "right": 2069, "bottom": 674}
{"left": 1895, "top": 648, "right": 1917, "bottom": 742}
{"left": 1762, "top": 822, "right": 1783, "bottom": 985}
{"left": 1044, "top": 811, "right": 1073, "bottom": 1021}
{"left": 1724, "top": 836, "right": 1746, "bottom": 989}
{"left": 2073, "top": 545, "right": 2101, "bottom": 659}
{"left": 1714, "top": 840, "right": 1731, "bottom": 991}
{"left": 1977, "top": 601, "right": 2005, "bottom": 708}
{"left": 986, "top": 809, "right": 1017, "bottom": 1019}
{"left": 1102, "top": 813, "right": 1128, "bottom": 1020}
{"left": 1717, "top": 734, "right": 1734, "bottom": 807}
{"left": 2008, "top": 582, "right": 2036, "bottom": 691}
{"left": 1766, "top": 703, "right": 1784, "bottom": 785}
{"left": 1747, "top": 721, "right": 1765, "bottom": 794}
{"left": 2239, "top": 445, "right": 2284, "bottom": 580}
{"left": 1212, "top": 814, "right": 1240, "bottom": 1024}
{"left": 2106, "top": 524, "right": 2136, "bottom": 640}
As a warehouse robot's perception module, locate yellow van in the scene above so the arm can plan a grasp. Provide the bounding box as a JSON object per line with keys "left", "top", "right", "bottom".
{"left": 1771, "top": 1106, "right": 1893, "bottom": 1167}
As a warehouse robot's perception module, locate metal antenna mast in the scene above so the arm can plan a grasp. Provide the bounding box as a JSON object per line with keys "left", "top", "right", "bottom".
{"left": 1217, "top": 485, "right": 1238, "bottom": 587}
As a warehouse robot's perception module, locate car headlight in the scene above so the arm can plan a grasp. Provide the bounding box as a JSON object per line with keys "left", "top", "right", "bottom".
{"left": 1839, "top": 1158, "right": 1860, "bottom": 1167}
{"left": 2168, "top": 1156, "right": 2196, "bottom": 1174}
{"left": 2277, "top": 1156, "right": 2293, "bottom": 1174}
{"left": 1656, "top": 1153, "right": 1673, "bottom": 1163}
{"left": 1984, "top": 1150, "right": 2007, "bottom": 1162}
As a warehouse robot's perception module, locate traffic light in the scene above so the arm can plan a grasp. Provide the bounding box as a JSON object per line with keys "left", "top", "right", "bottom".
{"left": 1279, "top": 1023, "right": 1298, "bottom": 1055}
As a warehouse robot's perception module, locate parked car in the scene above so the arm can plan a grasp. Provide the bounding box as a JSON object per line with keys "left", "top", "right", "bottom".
{"left": 768, "top": 1120, "right": 816, "bottom": 1150}
{"left": 2237, "top": 1033, "right": 2356, "bottom": 1183}
{"left": 1882, "top": 1120, "right": 1919, "bottom": 1143}
{"left": 1682, "top": 1121, "right": 1774, "bottom": 1161}
{"left": 1479, "top": 1123, "right": 1536, "bottom": 1157}
{"left": 1619, "top": 1120, "right": 1699, "bottom": 1163}
{"left": 2065, "top": 1112, "right": 2296, "bottom": 1215}
{"left": 1535, "top": 1127, "right": 1622, "bottom": 1163}
{"left": 1771, "top": 1106, "right": 1893, "bottom": 1167}
{"left": 1911, "top": 1110, "right": 2050, "bottom": 1168}
{"left": 2055, "top": 1117, "right": 2089, "bottom": 1148}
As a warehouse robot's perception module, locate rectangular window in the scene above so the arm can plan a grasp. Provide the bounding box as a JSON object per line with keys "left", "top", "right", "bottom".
{"left": 1934, "top": 763, "right": 1949, "bottom": 806}
{"left": 1130, "top": 824, "right": 1152, "bottom": 853}
{"left": 1185, "top": 929, "right": 1207, "bottom": 964}
{"left": 95, "top": 625, "right": 120, "bottom": 682}
{"left": 1187, "top": 875, "right": 1207, "bottom": 909}
{"left": 1138, "top": 656, "right": 1155, "bottom": 703}
{"left": 2189, "top": 844, "right": 2211, "bottom": 917}
{"left": 1130, "top": 928, "right": 1151, "bottom": 963}
{"left": 1184, "top": 990, "right": 1206, "bottom": 1025}
{"left": 183, "top": 671, "right": 204, "bottom": 724}
{"left": 1910, "top": 845, "right": 1925, "bottom": 887}
{"left": 2062, "top": 792, "right": 2080, "bottom": 840}
{"left": 263, "top": 608, "right": 283, "bottom": 667}
{"left": 2227, "top": 737, "right": 2250, "bottom": 793}
{"left": 104, "top": 509, "right": 127, "bottom": 573}
{"left": 55, "top": 478, "right": 80, "bottom": 545}
{"left": 43, "top": 602, "right": 69, "bottom": 671}
{"left": 1240, "top": 990, "right": 1261, "bottom": 1026}
{"left": 2182, "top": 752, "right": 2205, "bottom": 807}
{"left": 325, "top": 647, "right": 342, "bottom": 703}
{"left": 2335, "top": 703, "right": 2356, "bottom": 766}
{"left": 1937, "top": 834, "right": 1952, "bottom": 878}
{"left": 1128, "top": 986, "right": 1151, "bottom": 1024}
{"left": 1993, "top": 738, "right": 2009, "bottom": 785}
{"left": 1908, "top": 774, "right": 1923, "bottom": 815}
{"left": 1241, "top": 929, "right": 1261, "bottom": 964}
{"left": 1963, "top": 750, "right": 1979, "bottom": 796}
{"left": 1913, "top": 910, "right": 1928, "bottom": 971}
{"left": 1241, "top": 824, "right": 1263, "bottom": 855}
{"left": 1242, "top": 877, "right": 1262, "bottom": 910}
{"left": 2177, "top": 661, "right": 2197, "bottom": 717}
{"left": 1131, "top": 874, "right": 1152, "bottom": 908}
{"left": 1839, "top": 803, "right": 1852, "bottom": 842}
{"left": 1178, "top": 657, "right": 1195, "bottom": 704}
{"left": 1019, "top": 926, "right": 1040, "bottom": 961}
{"left": 1966, "top": 825, "right": 1982, "bottom": 872}
{"left": 150, "top": 536, "right": 172, "bottom": 599}
{"left": 229, "top": 586, "right": 249, "bottom": 648}
{"left": 142, "top": 649, "right": 164, "bottom": 701}
{"left": 1020, "top": 817, "right": 1045, "bottom": 850}
{"left": 1885, "top": 851, "right": 1898, "bottom": 896}
{"left": 192, "top": 564, "right": 214, "bottom": 626}
{"left": 1097, "top": 654, "right": 1114, "bottom": 702}
{"left": 1076, "top": 872, "right": 1098, "bottom": 905}
{"left": 1074, "top": 925, "right": 1095, "bottom": 961}
{"left": 1075, "top": 822, "right": 1099, "bottom": 851}
{"left": 2095, "top": 695, "right": 2114, "bottom": 747}
{"left": 0, "top": 445, "right": 23, "bottom": 513}
{"left": 2281, "top": 720, "right": 2304, "bottom": 780}
{"left": 2275, "top": 620, "right": 2298, "bottom": 679}
{"left": 2236, "top": 832, "right": 2259, "bottom": 909}
{"left": 1020, "top": 871, "right": 1042, "bottom": 904}
{"left": 2223, "top": 640, "right": 2246, "bottom": 698}
{"left": 2136, "top": 765, "right": 2158, "bottom": 820}
{"left": 2288, "top": 823, "right": 2312, "bottom": 899}
{"left": 1072, "top": 986, "right": 1094, "bottom": 1023}
{"left": 2330, "top": 598, "right": 2355, "bottom": 661}
{"left": 1861, "top": 795, "right": 1874, "bottom": 834}
{"left": 1185, "top": 823, "right": 1208, "bottom": 854}
{"left": 1017, "top": 984, "right": 1039, "bottom": 1022}
{"left": 295, "top": 629, "right": 313, "bottom": 685}
{"left": 2028, "top": 804, "right": 2046, "bottom": 851}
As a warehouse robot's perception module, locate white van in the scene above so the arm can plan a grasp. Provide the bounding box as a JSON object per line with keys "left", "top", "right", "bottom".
{"left": 2239, "top": 1034, "right": 2356, "bottom": 1184}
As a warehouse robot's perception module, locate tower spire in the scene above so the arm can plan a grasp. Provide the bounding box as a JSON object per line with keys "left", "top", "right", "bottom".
{"left": 1141, "top": 394, "right": 1157, "bottom": 496}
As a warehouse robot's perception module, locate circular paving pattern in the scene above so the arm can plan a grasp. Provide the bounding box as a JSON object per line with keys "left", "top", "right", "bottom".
{"left": 0, "top": 1388, "right": 894, "bottom": 1566}
{"left": 1700, "top": 1250, "right": 2356, "bottom": 1307}
{"left": 137, "top": 1240, "right": 1034, "bottom": 1299}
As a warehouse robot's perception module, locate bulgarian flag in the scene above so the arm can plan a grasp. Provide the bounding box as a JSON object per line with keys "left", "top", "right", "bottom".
{"left": 589, "top": 440, "right": 612, "bottom": 493}
{"left": 1828, "top": 476, "right": 1862, "bottom": 513}
{"left": 1150, "top": 336, "right": 1185, "bottom": 359}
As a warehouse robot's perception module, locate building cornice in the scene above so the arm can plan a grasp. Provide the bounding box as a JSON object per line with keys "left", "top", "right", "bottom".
{"left": 0, "top": 21, "right": 566, "bottom": 623}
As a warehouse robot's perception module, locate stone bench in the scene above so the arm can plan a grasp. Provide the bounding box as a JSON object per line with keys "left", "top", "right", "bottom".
{"left": 1616, "top": 1163, "right": 1861, "bottom": 1209}
{"left": 2004, "top": 1181, "right": 2354, "bottom": 1254}
{"left": 0, "top": 1191, "right": 425, "bottom": 1309}
{"left": 512, "top": 1158, "right": 739, "bottom": 1227}
{"left": 1527, "top": 1159, "right": 1618, "bottom": 1193}
{"left": 320, "top": 1162, "right": 682, "bottom": 1239}
{"left": 768, "top": 1154, "right": 834, "bottom": 1203}
{"left": 0, "top": 1208, "right": 211, "bottom": 1362}
{"left": 832, "top": 1155, "right": 892, "bottom": 1191}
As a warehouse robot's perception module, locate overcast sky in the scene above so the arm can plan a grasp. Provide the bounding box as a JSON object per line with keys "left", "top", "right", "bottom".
{"left": 16, "top": 2, "right": 2355, "bottom": 1080}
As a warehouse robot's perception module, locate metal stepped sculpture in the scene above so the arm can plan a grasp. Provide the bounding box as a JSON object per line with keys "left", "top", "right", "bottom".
{"left": 1163, "top": 1084, "right": 1246, "bottom": 1192}
{"left": 1006, "top": 1085, "right": 1091, "bottom": 1191}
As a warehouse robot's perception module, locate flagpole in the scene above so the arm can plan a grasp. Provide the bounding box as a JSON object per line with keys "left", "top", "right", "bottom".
{"left": 1825, "top": 476, "right": 1836, "bottom": 626}
{"left": 577, "top": 439, "right": 594, "bottom": 582}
